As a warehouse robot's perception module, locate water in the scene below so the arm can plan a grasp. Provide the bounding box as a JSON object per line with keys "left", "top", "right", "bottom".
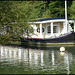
{"left": 0, "top": 45, "right": 75, "bottom": 74}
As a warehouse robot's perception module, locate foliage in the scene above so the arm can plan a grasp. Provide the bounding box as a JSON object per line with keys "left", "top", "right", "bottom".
{"left": 0, "top": 1, "right": 75, "bottom": 45}
{"left": 0, "top": 1, "right": 34, "bottom": 37}
{"left": 0, "top": 34, "right": 12, "bottom": 45}
{"left": 70, "top": 1, "right": 75, "bottom": 19}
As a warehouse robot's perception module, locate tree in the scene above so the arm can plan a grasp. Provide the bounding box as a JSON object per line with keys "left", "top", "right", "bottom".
{"left": 0, "top": 1, "right": 34, "bottom": 37}
{"left": 0, "top": 1, "right": 12, "bottom": 34}
{"left": 70, "top": 1, "right": 75, "bottom": 19}
{"left": 48, "top": 1, "right": 65, "bottom": 17}
{"left": 0, "top": 1, "right": 74, "bottom": 38}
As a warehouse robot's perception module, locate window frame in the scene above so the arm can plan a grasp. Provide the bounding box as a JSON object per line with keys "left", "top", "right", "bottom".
{"left": 53, "top": 26, "right": 57, "bottom": 33}
{"left": 47, "top": 24, "right": 58, "bottom": 34}
{"left": 47, "top": 25, "right": 51, "bottom": 34}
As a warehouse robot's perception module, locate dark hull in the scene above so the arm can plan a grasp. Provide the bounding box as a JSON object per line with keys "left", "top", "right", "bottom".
{"left": 20, "top": 32, "right": 75, "bottom": 44}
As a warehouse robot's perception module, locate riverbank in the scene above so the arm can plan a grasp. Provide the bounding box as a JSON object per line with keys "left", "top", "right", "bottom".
{"left": 0, "top": 34, "right": 75, "bottom": 48}
{"left": 0, "top": 39, "right": 75, "bottom": 48}
{"left": 28, "top": 42, "right": 75, "bottom": 47}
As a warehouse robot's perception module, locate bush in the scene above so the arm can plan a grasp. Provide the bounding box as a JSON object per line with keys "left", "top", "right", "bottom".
{"left": 0, "top": 34, "right": 12, "bottom": 45}
{"left": 0, "top": 34, "right": 21, "bottom": 45}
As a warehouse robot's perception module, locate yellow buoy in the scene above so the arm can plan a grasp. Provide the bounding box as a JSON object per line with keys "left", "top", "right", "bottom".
{"left": 60, "top": 46, "right": 65, "bottom": 52}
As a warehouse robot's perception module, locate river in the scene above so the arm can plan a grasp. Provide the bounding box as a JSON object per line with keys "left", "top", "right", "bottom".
{"left": 0, "top": 45, "right": 75, "bottom": 74}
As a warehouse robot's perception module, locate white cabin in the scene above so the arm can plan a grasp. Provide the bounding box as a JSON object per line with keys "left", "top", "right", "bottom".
{"left": 24, "top": 17, "right": 75, "bottom": 39}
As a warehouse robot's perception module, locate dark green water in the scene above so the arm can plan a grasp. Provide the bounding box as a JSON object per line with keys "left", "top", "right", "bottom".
{"left": 0, "top": 45, "right": 75, "bottom": 74}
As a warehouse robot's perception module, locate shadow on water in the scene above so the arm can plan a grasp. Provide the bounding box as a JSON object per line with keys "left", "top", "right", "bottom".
{"left": 4, "top": 41, "right": 75, "bottom": 51}
{"left": 20, "top": 38, "right": 50, "bottom": 50}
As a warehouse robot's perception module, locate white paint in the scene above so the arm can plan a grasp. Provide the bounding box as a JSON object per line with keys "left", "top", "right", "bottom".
{"left": 62, "top": 22, "right": 67, "bottom": 34}
{"left": 40, "top": 23, "right": 43, "bottom": 38}
{"left": 51, "top": 22, "right": 53, "bottom": 36}
{"left": 67, "top": 23, "right": 73, "bottom": 32}
{"left": 65, "top": 0, "right": 68, "bottom": 33}
{"left": 28, "top": 19, "right": 66, "bottom": 24}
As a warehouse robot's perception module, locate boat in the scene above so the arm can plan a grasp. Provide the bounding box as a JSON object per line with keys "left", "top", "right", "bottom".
{"left": 25, "top": 31, "right": 75, "bottom": 43}
{"left": 17, "top": 0, "right": 75, "bottom": 47}
{"left": 20, "top": 0, "right": 75, "bottom": 46}
{"left": 20, "top": 31, "right": 75, "bottom": 44}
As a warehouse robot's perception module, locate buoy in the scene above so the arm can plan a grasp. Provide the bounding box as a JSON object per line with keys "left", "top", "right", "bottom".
{"left": 60, "top": 46, "right": 65, "bottom": 52}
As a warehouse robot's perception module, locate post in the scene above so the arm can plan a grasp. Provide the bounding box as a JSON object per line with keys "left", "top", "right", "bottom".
{"left": 51, "top": 22, "right": 53, "bottom": 36}
{"left": 65, "top": 0, "right": 68, "bottom": 33}
{"left": 40, "top": 23, "right": 43, "bottom": 38}
{"left": 58, "top": 23, "right": 60, "bottom": 34}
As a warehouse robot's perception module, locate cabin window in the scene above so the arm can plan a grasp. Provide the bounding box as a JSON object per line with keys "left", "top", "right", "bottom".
{"left": 47, "top": 26, "right": 51, "bottom": 33}
{"left": 47, "top": 25, "right": 57, "bottom": 33}
{"left": 37, "top": 27, "right": 45, "bottom": 33}
{"left": 53, "top": 26, "right": 57, "bottom": 33}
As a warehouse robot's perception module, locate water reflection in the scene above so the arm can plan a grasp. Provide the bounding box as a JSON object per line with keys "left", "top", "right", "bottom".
{"left": 0, "top": 45, "right": 74, "bottom": 74}
{"left": 60, "top": 52, "right": 65, "bottom": 56}
{"left": 52, "top": 51, "right": 55, "bottom": 65}
{"left": 64, "top": 52, "right": 70, "bottom": 74}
